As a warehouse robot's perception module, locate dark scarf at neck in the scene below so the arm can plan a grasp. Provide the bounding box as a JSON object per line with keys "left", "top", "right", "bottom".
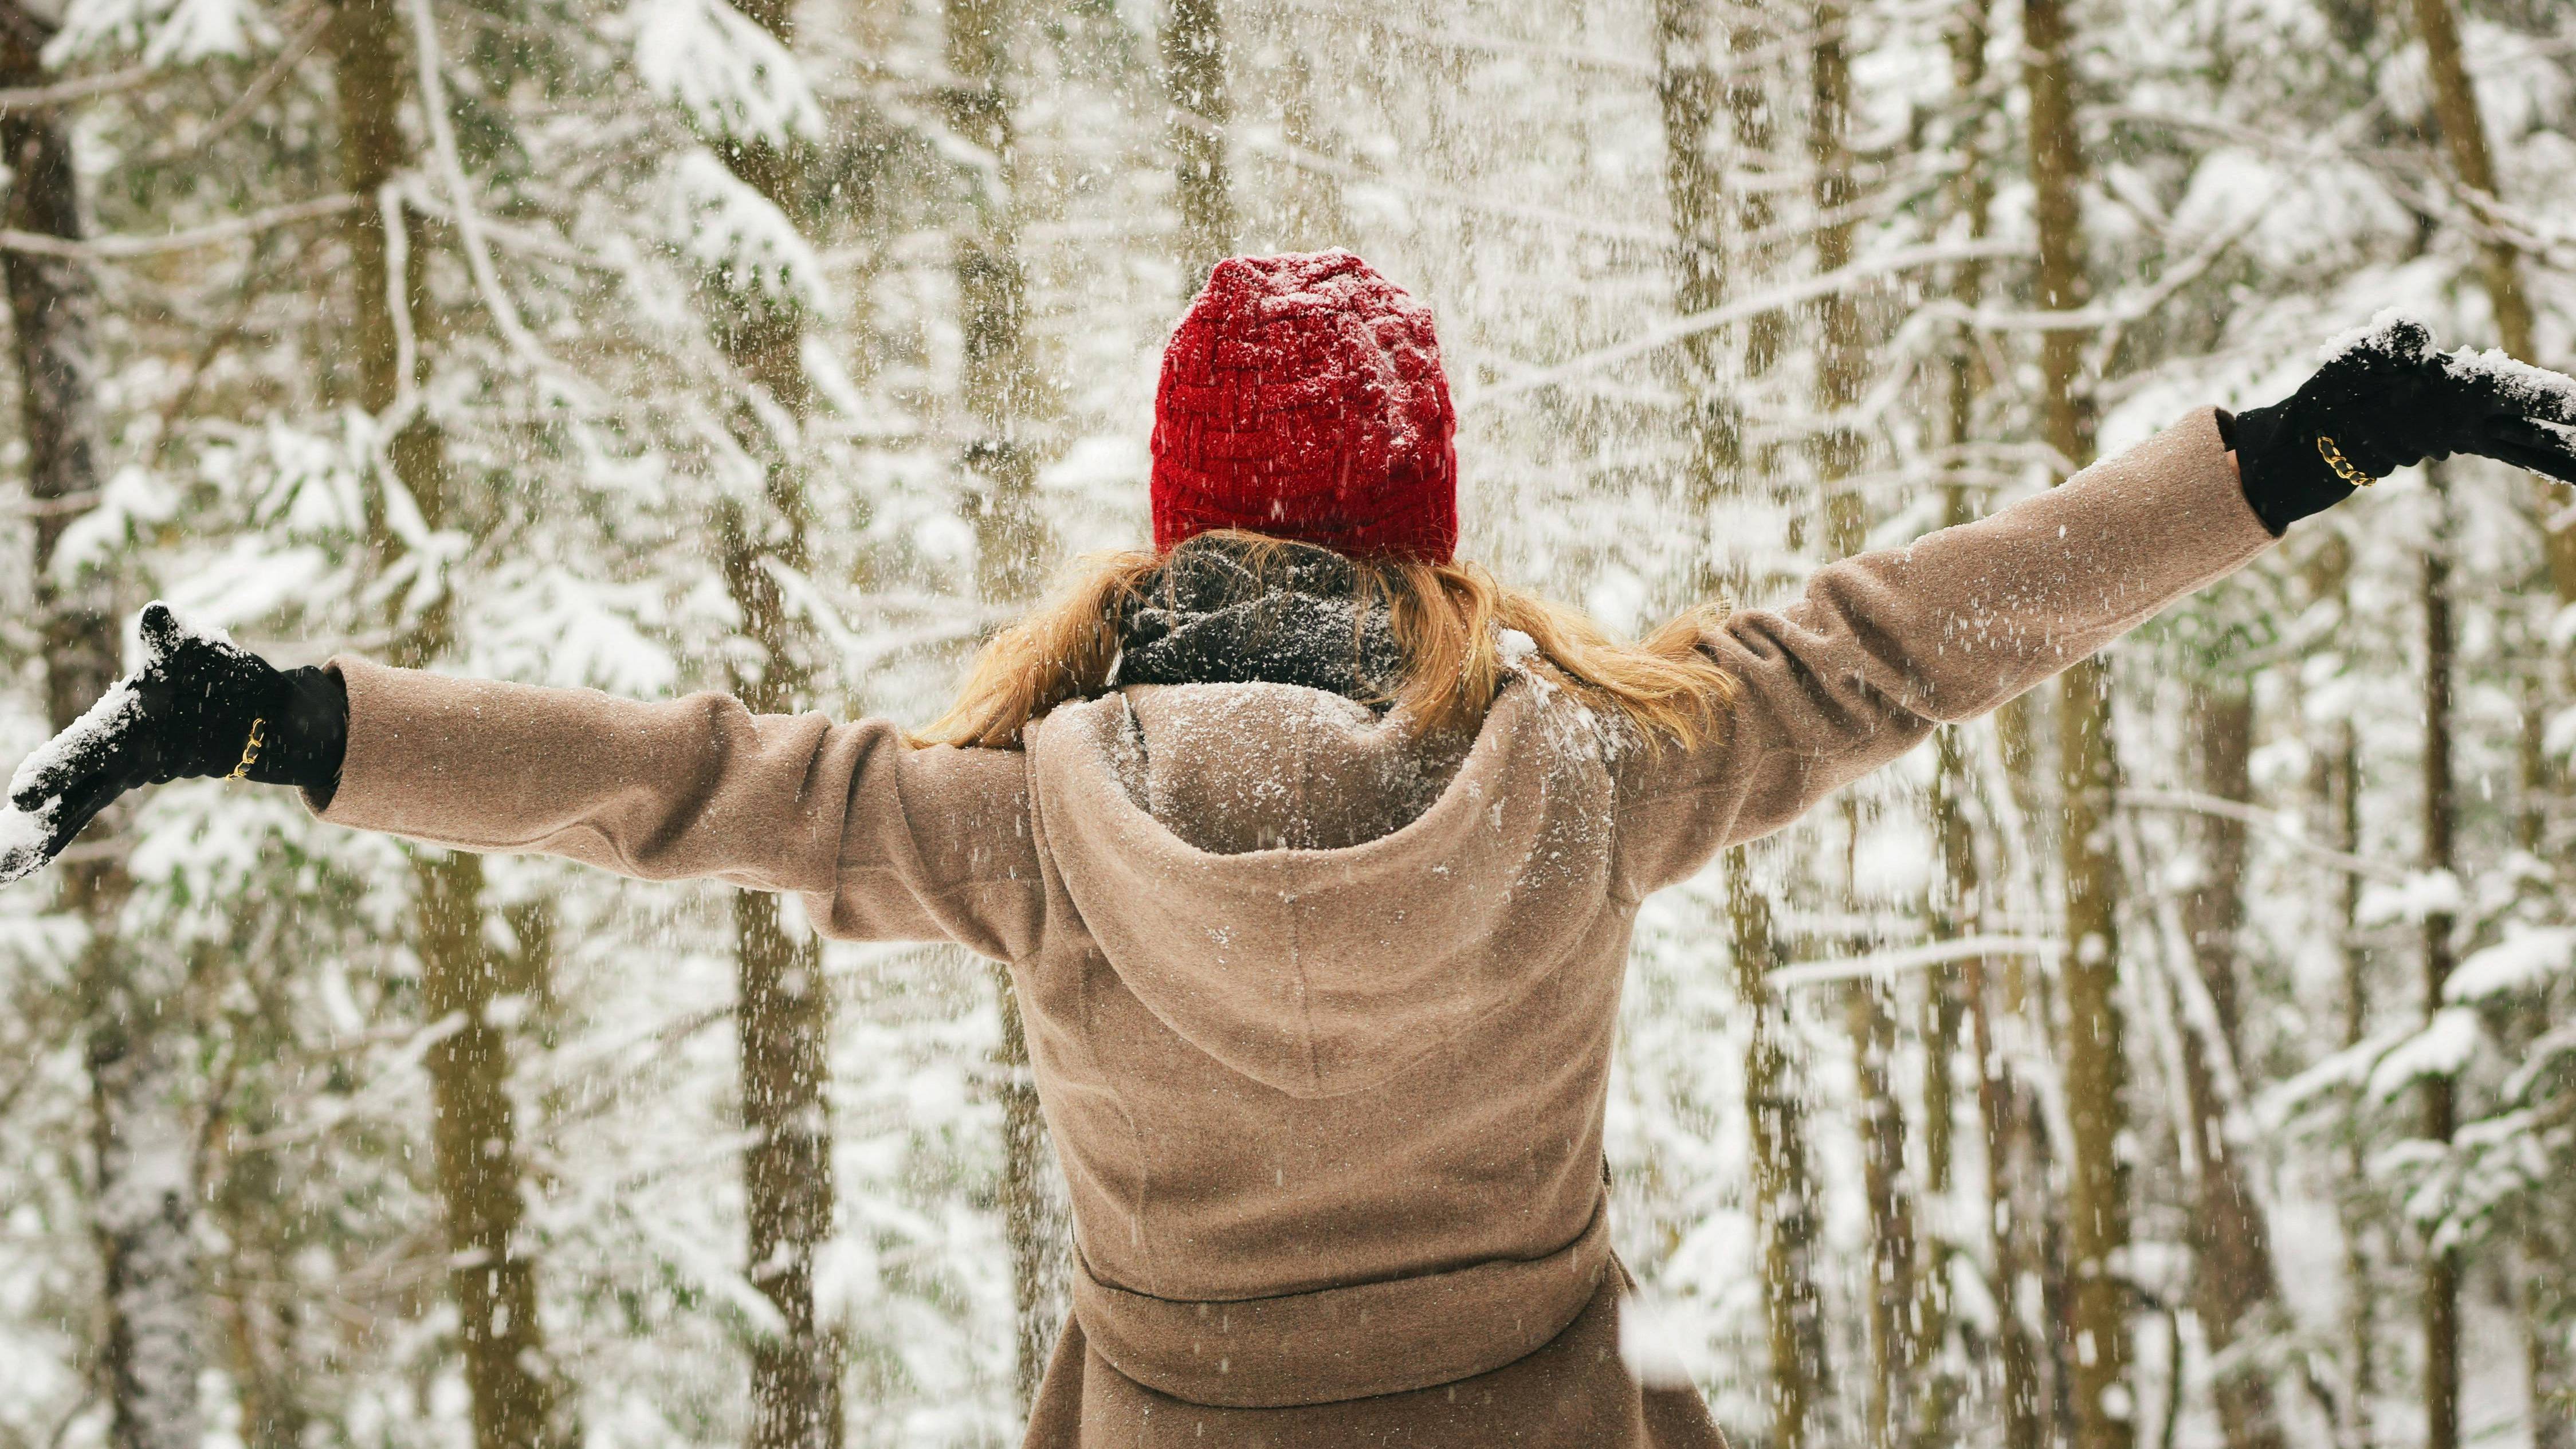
{"left": 1110, "top": 537, "right": 1404, "bottom": 703}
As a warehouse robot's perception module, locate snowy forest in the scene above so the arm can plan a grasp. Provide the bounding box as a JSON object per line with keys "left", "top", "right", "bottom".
{"left": 0, "top": 0, "right": 2571, "bottom": 1445}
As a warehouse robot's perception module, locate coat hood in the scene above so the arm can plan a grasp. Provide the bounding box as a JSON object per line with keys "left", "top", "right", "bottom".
{"left": 1023, "top": 676, "right": 1620, "bottom": 1099}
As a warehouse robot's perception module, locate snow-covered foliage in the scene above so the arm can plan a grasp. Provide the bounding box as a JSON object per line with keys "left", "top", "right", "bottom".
{"left": 629, "top": 0, "right": 822, "bottom": 144}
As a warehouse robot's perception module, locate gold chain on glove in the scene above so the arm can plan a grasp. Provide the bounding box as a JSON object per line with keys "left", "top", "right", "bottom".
{"left": 227, "top": 717, "right": 267, "bottom": 782}
{"left": 2316, "top": 434, "right": 2377, "bottom": 488}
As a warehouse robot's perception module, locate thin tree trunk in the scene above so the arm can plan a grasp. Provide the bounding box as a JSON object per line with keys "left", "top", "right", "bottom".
{"left": 2021, "top": 2, "right": 2132, "bottom": 1443}
{"left": 944, "top": 0, "right": 1066, "bottom": 1409}
{"left": 2408, "top": 11, "right": 2575, "bottom": 1417}
{"left": 328, "top": 6, "right": 560, "bottom": 1446}
{"left": 2408, "top": 12, "right": 2575, "bottom": 1424}
{"left": 1722, "top": 9, "right": 1782, "bottom": 378}
{"left": 1807, "top": 10, "right": 1916, "bottom": 1439}
{"left": 2335, "top": 709, "right": 2377, "bottom": 1449}
{"left": 1653, "top": 0, "right": 1736, "bottom": 514}
{"left": 948, "top": 0, "right": 1049, "bottom": 614}
{"left": 1656, "top": 6, "right": 1827, "bottom": 1438}
{"left": 689, "top": 5, "right": 842, "bottom": 1445}
{"left": 1164, "top": 0, "right": 1234, "bottom": 288}
{"left": 1948, "top": 762, "right": 2048, "bottom": 1449}
{"left": 2525, "top": 1251, "right": 2573, "bottom": 1449}
{"left": 2402, "top": 0, "right": 2538, "bottom": 371}
{"left": 416, "top": 853, "right": 555, "bottom": 1449}
{"left": 1927, "top": 14, "right": 1998, "bottom": 1434}
{"left": 2417, "top": 470, "right": 2460, "bottom": 1449}
{"left": 1271, "top": 30, "right": 1349, "bottom": 248}
{"left": 1914, "top": 913, "right": 1963, "bottom": 1449}
{"left": 1729, "top": 857, "right": 1831, "bottom": 1449}
{"left": 733, "top": 890, "right": 837, "bottom": 1449}
{"left": 1845, "top": 967, "right": 1918, "bottom": 1447}
{"left": 988, "top": 981, "right": 1063, "bottom": 1408}
{"left": 2, "top": 9, "right": 206, "bottom": 1448}
{"left": 2177, "top": 686, "right": 2288, "bottom": 1449}
{"left": 2286, "top": 535, "right": 2379, "bottom": 1449}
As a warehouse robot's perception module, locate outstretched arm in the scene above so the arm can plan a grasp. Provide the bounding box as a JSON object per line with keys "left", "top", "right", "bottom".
{"left": 6, "top": 622, "right": 1047, "bottom": 960}
{"left": 315, "top": 659, "right": 1045, "bottom": 956}
{"left": 1616, "top": 407, "right": 2268, "bottom": 892}
{"left": 1617, "top": 316, "right": 2576, "bottom": 896}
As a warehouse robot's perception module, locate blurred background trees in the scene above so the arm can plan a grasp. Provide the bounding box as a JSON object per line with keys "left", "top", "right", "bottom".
{"left": 0, "top": 0, "right": 2571, "bottom": 1446}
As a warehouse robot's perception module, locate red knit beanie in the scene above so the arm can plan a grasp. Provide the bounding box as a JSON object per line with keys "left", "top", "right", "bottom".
{"left": 1150, "top": 251, "right": 1459, "bottom": 561}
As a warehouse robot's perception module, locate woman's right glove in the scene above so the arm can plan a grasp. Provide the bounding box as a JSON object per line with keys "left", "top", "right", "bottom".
{"left": 1, "top": 603, "right": 347, "bottom": 885}
{"left": 2224, "top": 314, "right": 2576, "bottom": 535}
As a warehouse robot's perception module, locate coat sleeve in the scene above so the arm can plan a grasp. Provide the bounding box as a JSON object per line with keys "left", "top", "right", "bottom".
{"left": 312, "top": 659, "right": 1047, "bottom": 961}
{"left": 1616, "top": 407, "right": 2276, "bottom": 894}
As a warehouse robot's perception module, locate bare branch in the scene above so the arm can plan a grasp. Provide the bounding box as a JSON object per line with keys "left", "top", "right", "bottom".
{"left": 0, "top": 64, "right": 154, "bottom": 114}
{"left": 1771, "top": 934, "right": 2064, "bottom": 992}
{"left": 2120, "top": 787, "right": 2410, "bottom": 883}
{"left": 0, "top": 193, "right": 358, "bottom": 260}
{"left": 150, "top": 3, "right": 336, "bottom": 162}
{"left": 1463, "top": 238, "right": 2033, "bottom": 409}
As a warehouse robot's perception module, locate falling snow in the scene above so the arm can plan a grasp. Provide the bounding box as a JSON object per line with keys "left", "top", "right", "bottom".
{"left": 0, "top": 1, "right": 2570, "bottom": 1447}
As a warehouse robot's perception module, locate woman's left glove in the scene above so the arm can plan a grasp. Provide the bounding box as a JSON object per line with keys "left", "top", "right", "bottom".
{"left": 2225, "top": 315, "right": 2576, "bottom": 535}
{"left": 1, "top": 603, "right": 347, "bottom": 885}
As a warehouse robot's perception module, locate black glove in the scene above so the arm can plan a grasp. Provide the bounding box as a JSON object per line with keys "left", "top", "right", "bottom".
{"left": 2, "top": 603, "right": 347, "bottom": 885}
{"left": 2223, "top": 315, "right": 2576, "bottom": 535}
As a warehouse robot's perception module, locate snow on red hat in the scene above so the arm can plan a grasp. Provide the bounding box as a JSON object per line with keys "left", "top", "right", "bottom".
{"left": 1150, "top": 250, "right": 1459, "bottom": 561}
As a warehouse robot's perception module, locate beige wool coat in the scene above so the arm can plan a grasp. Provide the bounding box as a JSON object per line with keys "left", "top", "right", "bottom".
{"left": 312, "top": 411, "right": 2273, "bottom": 1446}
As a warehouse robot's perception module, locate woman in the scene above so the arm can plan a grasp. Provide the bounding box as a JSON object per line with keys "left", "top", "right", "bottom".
{"left": 9, "top": 252, "right": 2575, "bottom": 1446}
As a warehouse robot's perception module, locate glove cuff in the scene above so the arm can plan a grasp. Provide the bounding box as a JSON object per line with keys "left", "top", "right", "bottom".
{"left": 243, "top": 665, "right": 348, "bottom": 803}
{"left": 2231, "top": 399, "right": 2355, "bottom": 537}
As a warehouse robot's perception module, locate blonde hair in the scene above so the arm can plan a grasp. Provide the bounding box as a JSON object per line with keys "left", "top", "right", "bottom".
{"left": 919, "top": 530, "right": 1737, "bottom": 751}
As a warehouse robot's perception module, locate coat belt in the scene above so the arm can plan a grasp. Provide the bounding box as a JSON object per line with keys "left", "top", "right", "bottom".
{"left": 1067, "top": 1200, "right": 1612, "bottom": 1409}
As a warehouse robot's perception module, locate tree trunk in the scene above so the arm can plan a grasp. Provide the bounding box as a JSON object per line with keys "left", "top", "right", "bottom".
{"left": 1808, "top": 0, "right": 1865, "bottom": 526}
{"left": 2021, "top": 2, "right": 2132, "bottom": 1443}
{"left": 2177, "top": 686, "right": 2288, "bottom": 1449}
{"left": 2404, "top": 13, "right": 2572, "bottom": 1424}
{"left": 735, "top": 891, "right": 837, "bottom": 1449}
{"left": 1930, "top": 7, "right": 2031, "bottom": 1437}
{"left": 332, "top": 0, "right": 446, "bottom": 618}
{"left": 1913, "top": 934, "right": 1962, "bottom": 1449}
{"left": 1656, "top": 6, "right": 1827, "bottom": 1438}
{"left": 1722, "top": 9, "right": 1782, "bottom": 378}
{"left": 1729, "top": 854, "right": 1831, "bottom": 1449}
{"left": 1846, "top": 971, "right": 1918, "bottom": 1447}
{"left": 2525, "top": 1256, "right": 2573, "bottom": 1449}
{"left": 329, "top": 6, "right": 561, "bottom": 1446}
{"left": 1807, "top": 10, "right": 1915, "bottom": 1439}
{"left": 944, "top": 0, "right": 1067, "bottom": 1411}
{"left": 687, "top": 36, "right": 845, "bottom": 1449}
{"left": 417, "top": 851, "right": 556, "bottom": 1449}
{"left": 1164, "top": 0, "right": 1234, "bottom": 289}
{"left": 989, "top": 980, "right": 1065, "bottom": 1408}
{"left": 1271, "top": 33, "right": 1350, "bottom": 248}
{"left": 1944, "top": 738, "right": 2048, "bottom": 1449}
{"left": 685, "top": 5, "right": 844, "bottom": 1445}
{"left": 2335, "top": 710, "right": 2378, "bottom": 1449}
{"left": 2418, "top": 471, "right": 2459, "bottom": 1449}
{"left": 0, "top": 10, "right": 208, "bottom": 1449}
{"left": 1653, "top": 0, "right": 1737, "bottom": 513}
{"left": 2403, "top": 0, "right": 2536, "bottom": 368}
{"left": 948, "top": 0, "right": 1051, "bottom": 614}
